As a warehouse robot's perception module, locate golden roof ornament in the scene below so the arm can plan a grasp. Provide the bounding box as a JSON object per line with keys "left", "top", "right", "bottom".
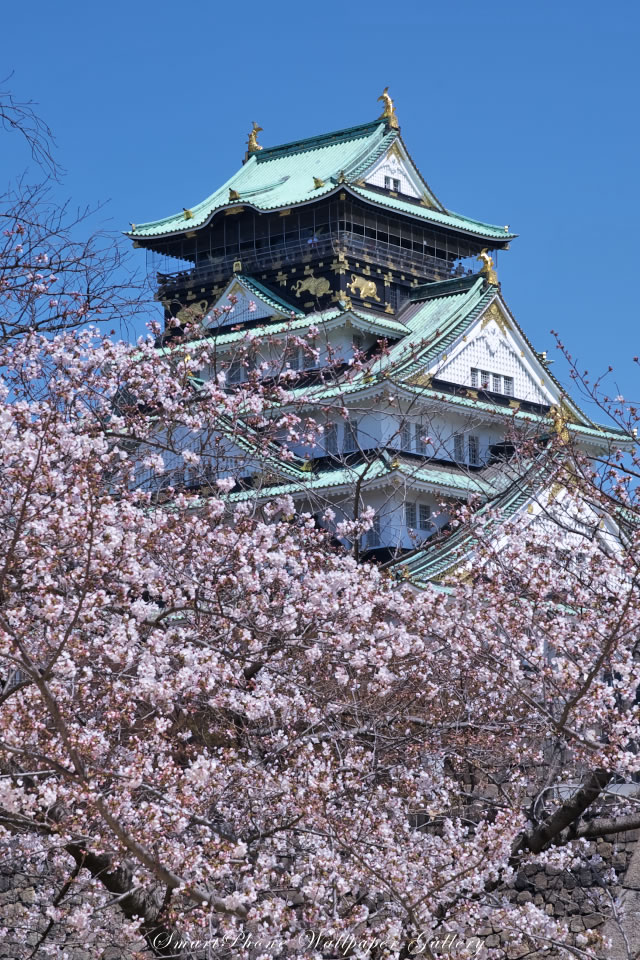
{"left": 247, "top": 121, "right": 263, "bottom": 153}
{"left": 377, "top": 87, "right": 399, "bottom": 129}
{"left": 477, "top": 248, "right": 498, "bottom": 285}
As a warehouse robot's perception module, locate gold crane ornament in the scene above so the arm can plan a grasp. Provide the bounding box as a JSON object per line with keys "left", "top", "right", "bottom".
{"left": 377, "top": 87, "right": 399, "bottom": 129}
{"left": 247, "top": 121, "right": 263, "bottom": 152}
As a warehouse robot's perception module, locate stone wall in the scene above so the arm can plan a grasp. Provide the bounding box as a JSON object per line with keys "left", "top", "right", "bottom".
{"left": 1, "top": 834, "right": 639, "bottom": 958}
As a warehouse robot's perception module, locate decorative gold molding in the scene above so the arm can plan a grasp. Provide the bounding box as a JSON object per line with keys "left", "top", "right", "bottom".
{"left": 247, "top": 121, "right": 263, "bottom": 153}
{"left": 331, "top": 257, "right": 348, "bottom": 275}
{"left": 408, "top": 372, "right": 433, "bottom": 388}
{"left": 549, "top": 404, "right": 570, "bottom": 443}
{"left": 291, "top": 272, "right": 331, "bottom": 298}
{"left": 176, "top": 300, "right": 208, "bottom": 324}
{"left": 313, "top": 177, "right": 325, "bottom": 188}
{"left": 547, "top": 482, "right": 564, "bottom": 504}
{"left": 477, "top": 248, "right": 498, "bottom": 285}
{"left": 347, "top": 274, "right": 381, "bottom": 302}
{"left": 183, "top": 208, "right": 194, "bottom": 220}
{"left": 481, "top": 301, "right": 511, "bottom": 335}
{"left": 229, "top": 189, "right": 240, "bottom": 201}
{"left": 377, "top": 87, "right": 399, "bottom": 129}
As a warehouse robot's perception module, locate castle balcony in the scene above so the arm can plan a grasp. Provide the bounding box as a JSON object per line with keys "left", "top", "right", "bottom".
{"left": 153, "top": 231, "right": 479, "bottom": 298}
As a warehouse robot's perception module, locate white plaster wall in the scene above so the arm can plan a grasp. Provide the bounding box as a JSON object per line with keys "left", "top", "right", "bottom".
{"left": 436, "top": 322, "right": 549, "bottom": 405}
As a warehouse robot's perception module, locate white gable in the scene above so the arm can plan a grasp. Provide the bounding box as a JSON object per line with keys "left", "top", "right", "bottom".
{"left": 363, "top": 143, "right": 425, "bottom": 201}
{"left": 203, "top": 277, "right": 283, "bottom": 329}
{"left": 428, "top": 299, "right": 557, "bottom": 406}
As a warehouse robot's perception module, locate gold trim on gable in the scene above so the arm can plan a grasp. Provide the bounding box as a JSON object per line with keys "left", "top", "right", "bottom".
{"left": 481, "top": 301, "right": 511, "bottom": 335}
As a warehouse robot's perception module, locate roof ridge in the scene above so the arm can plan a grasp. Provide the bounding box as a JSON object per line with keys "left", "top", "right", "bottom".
{"left": 411, "top": 273, "right": 482, "bottom": 301}
{"left": 256, "top": 121, "right": 383, "bottom": 162}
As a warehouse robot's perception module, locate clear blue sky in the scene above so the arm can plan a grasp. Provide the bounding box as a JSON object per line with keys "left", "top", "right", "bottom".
{"left": 3, "top": 0, "right": 639, "bottom": 403}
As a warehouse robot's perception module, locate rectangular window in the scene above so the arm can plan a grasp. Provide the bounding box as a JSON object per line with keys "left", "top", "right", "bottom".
{"left": 415, "top": 423, "right": 427, "bottom": 454}
{"left": 419, "top": 504, "right": 432, "bottom": 530}
{"left": 405, "top": 502, "right": 417, "bottom": 529}
{"left": 392, "top": 178, "right": 401, "bottom": 192}
{"left": 468, "top": 435, "right": 480, "bottom": 466}
{"left": 173, "top": 466, "right": 185, "bottom": 488}
{"left": 401, "top": 420, "right": 412, "bottom": 450}
{"left": 480, "top": 370, "right": 490, "bottom": 390}
{"left": 228, "top": 359, "right": 243, "bottom": 383}
{"left": 454, "top": 434, "right": 464, "bottom": 462}
{"left": 285, "top": 343, "right": 300, "bottom": 371}
{"left": 470, "top": 368, "right": 479, "bottom": 388}
{"left": 503, "top": 376, "right": 514, "bottom": 397}
{"left": 353, "top": 333, "right": 363, "bottom": 352}
{"left": 303, "top": 342, "right": 316, "bottom": 369}
{"left": 384, "top": 175, "right": 392, "bottom": 189}
{"left": 325, "top": 423, "right": 338, "bottom": 455}
{"left": 343, "top": 419, "right": 359, "bottom": 453}
{"left": 492, "top": 373, "right": 502, "bottom": 393}
{"left": 367, "top": 515, "right": 381, "bottom": 548}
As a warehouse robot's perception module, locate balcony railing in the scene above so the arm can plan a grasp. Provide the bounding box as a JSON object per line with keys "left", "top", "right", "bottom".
{"left": 156, "top": 232, "right": 473, "bottom": 294}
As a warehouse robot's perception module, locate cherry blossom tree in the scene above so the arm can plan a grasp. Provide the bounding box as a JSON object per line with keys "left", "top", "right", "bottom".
{"left": 0, "top": 306, "right": 639, "bottom": 960}
{"left": 2, "top": 87, "right": 640, "bottom": 960}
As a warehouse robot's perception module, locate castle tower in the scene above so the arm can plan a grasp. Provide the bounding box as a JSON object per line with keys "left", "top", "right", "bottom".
{"left": 127, "top": 94, "right": 625, "bottom": 583}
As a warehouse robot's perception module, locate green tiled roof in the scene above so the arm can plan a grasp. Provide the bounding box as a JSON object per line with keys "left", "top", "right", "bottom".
{"left": 239, "top": 275, "right": 303, "bottom": 316}
{"left": 350, "top": 186, "right": 514, "bottom": 240}
{"left": 228, "top": 454, "right": 503, "bottom": 504}
{"left": 129, "top": 122, "right": 388, "bottom": 239}
{"left": 127, "top": 120, "right": 515, "bottom": 243}
{"left": 385, "top": 277, "right": 492, "bottom": 377}
{"left": 157, "top": 304, "right": 409, "bottom": 356}
{"left": 398, "top": 458, "right": 552, "bottom": 585}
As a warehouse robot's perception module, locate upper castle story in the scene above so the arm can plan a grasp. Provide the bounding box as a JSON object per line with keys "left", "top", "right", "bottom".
{"left": 126, "top": 91, "right": 515, "bottom": 329}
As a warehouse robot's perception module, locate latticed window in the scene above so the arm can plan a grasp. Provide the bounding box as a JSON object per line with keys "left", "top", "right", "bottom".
{"left": 419, "top": 504, "right": 432, "bottom": 530}
{"left": 415, "top": 423, "right": 428, "bottom": 454}
{"left": 454, "top": 434, "right": 464, "bottom": 462}
{"left": 384, "top": 176, "right": 392, "bottom": 189}
{"left": 353, "top": 334, "right": 363, "bottom": 352}
{"left": 367, "top": 515, "right": 381, "bottom": 548}
{"left": 303, "top": 340, "right": 316, "bottom": 369}
{"left": 393, "top": 178, "right": 401, "bottom": 192}
{"left": 405, "top": 502, "right": 417, "bottom": 529}
{"left": 343, "top": 419, "right": 359, "bottom": 453}
{"left": 468, "top": 435, "right": 480, "bottom": 466}
{"left": 401, "top": 420, "right": 412, "bottom": 450}
{"left": 228, "top": 359, "right": 243, "bottom": 383}
{"left": 285, "top": 343, "right": 300, "bottom": 371}
{"left": 325, "top": 423, "right": 338, "bottom": 455}
{"left": 471, "top": 366, "right": 516, "bottom": 398}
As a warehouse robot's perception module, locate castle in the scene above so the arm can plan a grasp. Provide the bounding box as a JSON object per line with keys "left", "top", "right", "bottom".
{"left": 127, "top": 92, "right": 625, "bottom": 584}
